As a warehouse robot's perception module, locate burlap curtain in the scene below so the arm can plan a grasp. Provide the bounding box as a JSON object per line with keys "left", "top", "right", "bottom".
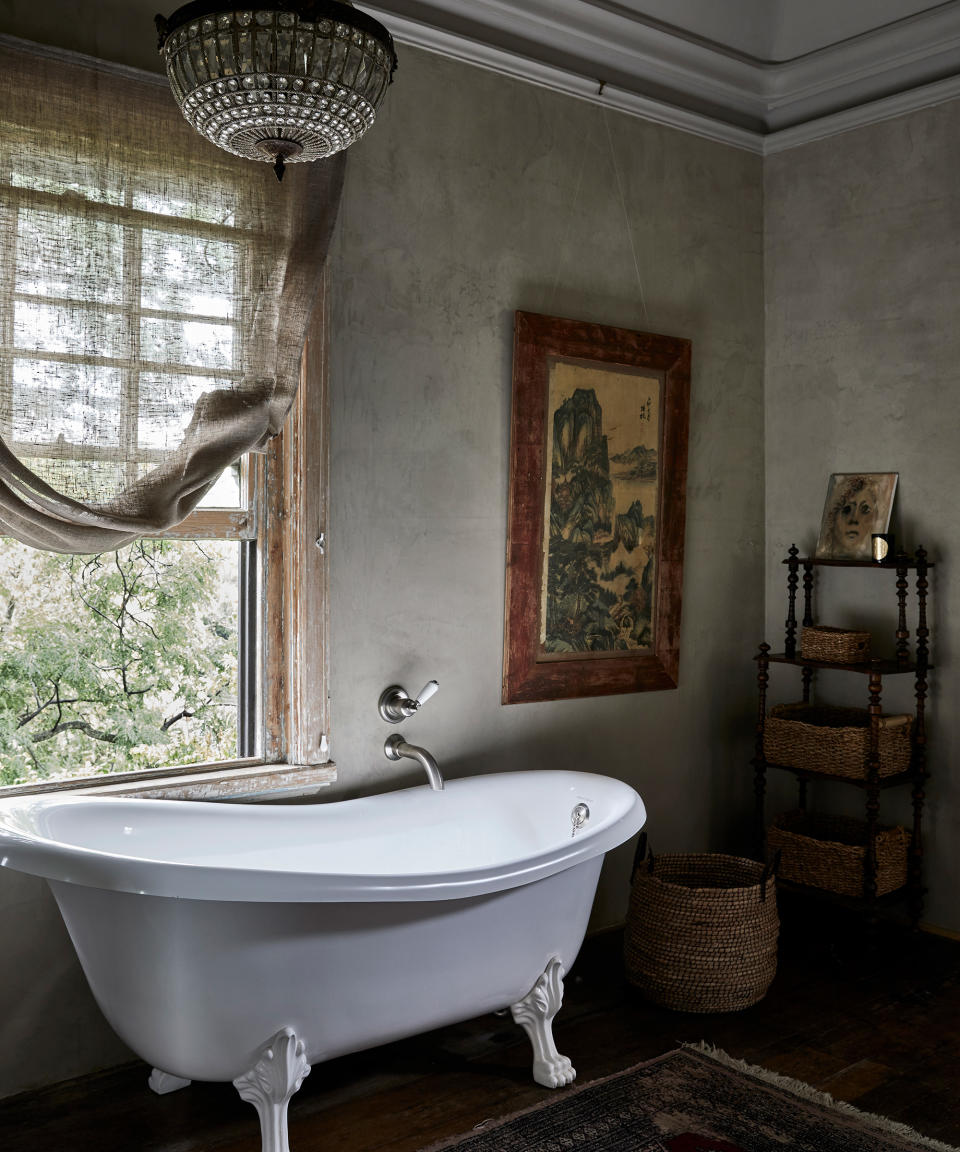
{"left": 0, "top": 40, "right": 345, "bottom": 553}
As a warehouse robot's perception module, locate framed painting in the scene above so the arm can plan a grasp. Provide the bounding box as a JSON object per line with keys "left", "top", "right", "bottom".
{"left": 502, "top": 311, "right": 691, "bottom": 704}
{"left": 815, "top": 472, "right": 898, "bottom": 560}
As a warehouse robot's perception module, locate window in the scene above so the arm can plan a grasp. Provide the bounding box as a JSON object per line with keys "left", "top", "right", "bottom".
{"left": 0, "top": 304, "right": 332, "bottom": 800}
{"left": 0, "top": 50, "right": 334, "bottom": 800}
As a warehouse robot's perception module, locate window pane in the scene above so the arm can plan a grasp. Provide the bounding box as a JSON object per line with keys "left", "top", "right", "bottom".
{"left": 197, "top": 462, "right": 243, "bottom": 509}
{"left": 0, "top": 538, "right": 241, "bottom": 787}
{"left": 133, "top": 188, "right": 238, "bottom": 227}
{"left": 137, "top": 372, "right": 236, "bottom": 452}
{"left": 11, "top": 358, "right": 123, "bottom": 447}
{"left": 19, "top": 456, "right": 128, "bottom": 504}
{"left": 140, "top": 316, "right": 235, "bottom": 370}
{"left": 14, "top": 299, "right": 126, "bottom": 359}
{"left": 141, "top": 229, "right": 238, "bottom": 319}
{"left": 17, "top": 208, "right": 124, "bottom": 303}
{"left": 12, "top": 164, "right": 124, "bottom": 206}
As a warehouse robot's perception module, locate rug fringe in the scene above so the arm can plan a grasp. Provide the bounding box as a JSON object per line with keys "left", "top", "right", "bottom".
{"left": 686, "top": 1042, "right": 960, "bottom": 1152}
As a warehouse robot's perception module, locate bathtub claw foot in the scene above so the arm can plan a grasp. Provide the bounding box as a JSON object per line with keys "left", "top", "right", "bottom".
{"left": 510, "top": 957, "right": 576, "bottom": 1089}
{"left": 148, "top": 1068, "right": 192, "bottom": 1095}
{"left": 233, "top": 1028, "right": 311, "bottom": 1152}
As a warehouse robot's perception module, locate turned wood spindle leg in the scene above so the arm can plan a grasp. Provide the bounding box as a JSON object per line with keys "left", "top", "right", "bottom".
{"left": 895, "top": 559, "right": 910, "bottom": 667}
{"left": 753, "top": 643, "right": 771, "bottom": 860}
{"left": 909, "top": 547, "right": 930, "bottom": 928}
{"left": 864, "top": 666, "right": 883, "bottom": 906}
{"left": 785, "top": 545, "right": 800, "bottom": 659}
{"left": 802, "top": 561, "right": 815, "bottom": 628}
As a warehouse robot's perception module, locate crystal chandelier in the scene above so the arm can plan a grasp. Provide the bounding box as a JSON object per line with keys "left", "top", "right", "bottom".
{"left": 155, "top": 2, "right": 398, "bottom": 179}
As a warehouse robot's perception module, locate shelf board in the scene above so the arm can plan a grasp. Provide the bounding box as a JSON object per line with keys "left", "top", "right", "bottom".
{"left": 763, "top": 761, "right": 917, "bottom": 789}
{"left": 782, "top": 556, "right": 933, "bottom": 569}
{"left": 760, "top": 652, "right": 929, "bottom": 674}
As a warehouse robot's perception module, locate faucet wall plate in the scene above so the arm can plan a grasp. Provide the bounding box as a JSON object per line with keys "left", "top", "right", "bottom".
{"left": 384, "top": 733, "right": 406, "bottom": 760}
{"left": 379, "top": 680, "right": 439, "bottom": 724}
{"left": 379, "top": 686, "right": 410, "bottom": 724}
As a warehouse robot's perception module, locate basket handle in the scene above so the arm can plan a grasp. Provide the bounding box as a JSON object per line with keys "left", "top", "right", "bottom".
{"left": 759, "top": 850, "right": 781, "bottom": 900}
{"left": 630, "top": 831, "right": 655, "bottom": 881}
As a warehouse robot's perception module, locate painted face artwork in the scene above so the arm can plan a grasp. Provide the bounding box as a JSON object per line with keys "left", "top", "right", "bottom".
{"left": 815, "top": 472, "right": 897, "bottom": 561}
{"left": 837, "top": 490, "right": 877, "bottom": 553}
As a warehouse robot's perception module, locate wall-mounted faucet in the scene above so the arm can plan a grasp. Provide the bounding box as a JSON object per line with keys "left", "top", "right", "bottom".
{"left": 384, "top": 734, "right": 444, "bottom": 791}
{"left": 378, "top": 680, "right": 439, "bottom": 724}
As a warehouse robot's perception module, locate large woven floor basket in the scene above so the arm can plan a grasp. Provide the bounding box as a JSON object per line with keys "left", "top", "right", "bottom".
{"left": 624, "top": 847, "right": 779, "bottom": 1013}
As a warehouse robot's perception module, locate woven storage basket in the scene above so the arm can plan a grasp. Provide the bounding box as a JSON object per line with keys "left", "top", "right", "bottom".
{"left": 624, "top": 843, "right": 779, "bottom": 1013}
{"left": 801, "top": 625, "right": 870, "bottom": 663}
{"left": 768, "top": 810, "right": 910, "bottom": 898}
{"left": 764, "top": 702, "right": 912, "bottom": 779}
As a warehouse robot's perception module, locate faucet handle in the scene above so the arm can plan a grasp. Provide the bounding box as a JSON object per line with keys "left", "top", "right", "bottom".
{"left": 415, "top": 680, "right": 439, "bottom": 707}
{"left": 378, "top": 680, "right": 439, "bottom": 724}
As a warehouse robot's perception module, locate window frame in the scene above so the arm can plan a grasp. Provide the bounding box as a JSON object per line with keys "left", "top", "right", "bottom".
{"left": 0, "top": 288, "right": 335, "bottom": 802}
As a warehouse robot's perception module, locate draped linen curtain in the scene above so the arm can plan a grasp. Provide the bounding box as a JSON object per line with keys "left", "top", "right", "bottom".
{"left": 0, "top": 40, "right": 345, "bottom": 553}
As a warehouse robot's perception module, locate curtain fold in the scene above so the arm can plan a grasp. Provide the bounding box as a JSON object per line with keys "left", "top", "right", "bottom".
{"left": 0, "top": 41, "right": 345, "bottom": 553}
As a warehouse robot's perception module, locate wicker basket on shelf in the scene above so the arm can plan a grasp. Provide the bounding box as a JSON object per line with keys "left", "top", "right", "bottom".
{"left": 800, "top": 625, "right": 871, "bottom": 663}
{"left": 763, "top": 702, "right": 912, "bottom": 779}
{"left": 768, "top": 810, "right": 910, "bottom": 898}
{"left": 624, "top": 841, "right": 779, "bottom": 1013}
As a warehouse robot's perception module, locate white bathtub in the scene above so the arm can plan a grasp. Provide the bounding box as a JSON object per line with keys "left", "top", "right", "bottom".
{"left": 0, "top": 770, "right": 645, "bottom": 1152}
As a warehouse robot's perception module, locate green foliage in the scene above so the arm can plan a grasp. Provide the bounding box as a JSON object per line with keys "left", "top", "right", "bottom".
{"left": 0, "top": 538, "right": 238, "bottom": 787}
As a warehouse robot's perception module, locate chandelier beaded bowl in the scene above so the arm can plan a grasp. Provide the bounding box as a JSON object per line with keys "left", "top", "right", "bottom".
{"left": 155, "top": 2, "right": 398, "bottom": 179}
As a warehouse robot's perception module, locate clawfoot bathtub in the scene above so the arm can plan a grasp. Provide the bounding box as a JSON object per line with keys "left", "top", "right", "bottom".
{"left": 0, "top": 769, "right": 645, "bottom": 1152}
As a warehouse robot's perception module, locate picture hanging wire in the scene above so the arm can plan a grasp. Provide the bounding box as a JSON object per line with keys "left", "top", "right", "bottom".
{"left": 603, "top": 107, "right": 649, "bottom": 327}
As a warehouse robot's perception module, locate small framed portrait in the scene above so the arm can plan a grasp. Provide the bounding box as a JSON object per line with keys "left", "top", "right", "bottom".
{"left": 815, "top": 473, "right": 898, "bottom": 560}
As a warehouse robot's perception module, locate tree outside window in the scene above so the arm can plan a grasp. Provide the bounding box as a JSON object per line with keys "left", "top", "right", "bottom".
{"left": 0, "top": 537, "right": 239, "bottom": 787}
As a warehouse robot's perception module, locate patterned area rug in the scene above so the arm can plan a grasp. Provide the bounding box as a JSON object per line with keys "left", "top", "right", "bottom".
{"left": 423, "top": 1046, "right": 959, "bottom": 1152}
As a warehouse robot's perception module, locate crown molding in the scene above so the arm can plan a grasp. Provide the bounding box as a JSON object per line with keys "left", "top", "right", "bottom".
{"left": 764, "top": 3, "right": 960, "bottom": 129}
{"left": 368, "top": 0, "right": 767, "bottom": 126}
{"left": 366, "top": 0, "right": 960, "bottom": 151}
{"left": 366, "top": 8, "right": 766, "bottom": 153}
{"left": 763, "top": 71, "right": 960, "bottom": 153}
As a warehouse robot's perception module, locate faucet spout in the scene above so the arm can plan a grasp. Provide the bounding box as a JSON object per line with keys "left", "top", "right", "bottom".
{"left": 384, "top": 734, "right": 444, "bottom": 790}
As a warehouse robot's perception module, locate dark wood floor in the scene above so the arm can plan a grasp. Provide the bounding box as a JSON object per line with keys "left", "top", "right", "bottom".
{"left": 3, "top": 899, "right": 960, "bottom": 1151}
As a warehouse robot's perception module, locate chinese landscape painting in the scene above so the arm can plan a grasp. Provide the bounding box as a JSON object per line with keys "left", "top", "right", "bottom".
{"left": 540, "top": 358, "right": 661, "bottom": 659}
{"left": 503, "top": 312, "right": 690, "bottom": 704}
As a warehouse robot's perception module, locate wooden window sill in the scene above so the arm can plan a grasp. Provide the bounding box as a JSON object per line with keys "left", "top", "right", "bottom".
{"left": 0, "top": 761, "right": 336, "bottom": 803}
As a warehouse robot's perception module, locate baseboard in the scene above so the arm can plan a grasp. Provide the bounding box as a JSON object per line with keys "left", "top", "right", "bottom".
{"left": 920, "top": 921, "right": 960, "bottom": 943}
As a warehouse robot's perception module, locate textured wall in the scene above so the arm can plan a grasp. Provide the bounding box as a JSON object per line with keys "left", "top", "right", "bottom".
{"left": 326, "top": 47, "right": 765, "bottom": 920}
{"left": 0, "top": 42, "right": 765, "bottom": 1098}
{"left": 764, "top": 101, "right": 960, "bottom": 933}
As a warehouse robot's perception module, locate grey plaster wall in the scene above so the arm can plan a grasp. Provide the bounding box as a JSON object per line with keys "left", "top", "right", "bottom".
{"left": 326, "top": 46, "right": 765, "bottom": 923}
{"left": 764, "top": 102, "right": 960, "bottom": 933}
{"left": 0, "top": 41, "right": 764, "bottom": 1098}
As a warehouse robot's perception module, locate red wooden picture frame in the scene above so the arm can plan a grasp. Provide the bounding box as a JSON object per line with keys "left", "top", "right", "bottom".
{"left": 502, "top": 311, "right": 691, "bottom": 704}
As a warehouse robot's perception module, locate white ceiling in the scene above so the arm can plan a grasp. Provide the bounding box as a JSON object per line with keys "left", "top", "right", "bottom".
{"left": 581, "top": 0, "right": 947, "bottom": 62}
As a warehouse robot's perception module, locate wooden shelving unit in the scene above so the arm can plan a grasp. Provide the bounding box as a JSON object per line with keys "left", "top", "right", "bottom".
{"left": 752, "top": 545, "right": 932, "bottom": 925}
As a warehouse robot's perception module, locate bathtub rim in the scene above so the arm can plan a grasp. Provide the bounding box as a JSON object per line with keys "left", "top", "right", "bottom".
{"left": 0, "top": 769, "right": 646, "bottom": 903}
